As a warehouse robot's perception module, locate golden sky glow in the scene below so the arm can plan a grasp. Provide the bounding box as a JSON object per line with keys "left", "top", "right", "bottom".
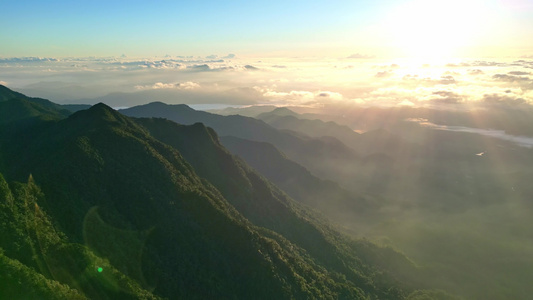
{"left": 377, "top": 0, "right": 505, "bottom": 58}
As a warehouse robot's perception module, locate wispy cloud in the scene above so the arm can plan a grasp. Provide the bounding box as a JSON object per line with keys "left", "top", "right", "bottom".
{"left": 374, "top": 70, "right": 393, "bottom": 78}
{"left": 493, "top": 73, "right": 531, "bottom": 82}
{"left": 467, "top": 69, "right": 484, "bottom": 75}
{"left": 347, "top": 53, "right": 376, "bottom": 59}
{"left": 406, "top": 118, "right": 533, "bottom": 148}
{"left": 0, "top": 57, "right": 59, "bottom": 63}
{"left": 508, "top": 71, "right": 531, "bottom": 75}
{"left": 134, "top": 81, "right": 200, "bottom": 90}
{"left": 482, "top": 93, "right": 528, "bottom": 106}
{"left": 430, "top": 90, "right": 465, "bottom": 103}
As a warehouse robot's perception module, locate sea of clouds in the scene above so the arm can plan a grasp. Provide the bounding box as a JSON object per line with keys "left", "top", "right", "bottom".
{"left": 1, "top": 54, "right": 532, "bottom": 110}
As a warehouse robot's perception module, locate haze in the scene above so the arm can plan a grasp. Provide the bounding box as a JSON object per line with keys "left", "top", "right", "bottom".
{"left": 2, "top": 1, "right": 533, "bottom": 299}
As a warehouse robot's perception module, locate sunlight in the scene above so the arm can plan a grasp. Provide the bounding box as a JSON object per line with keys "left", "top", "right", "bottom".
{"left": 385, "top": 0, "right": 489, "bottom": 59}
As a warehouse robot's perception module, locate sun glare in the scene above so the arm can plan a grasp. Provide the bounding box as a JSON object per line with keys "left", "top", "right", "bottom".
{"left": 385, "top": 0, "right": 490, "bottom": 59}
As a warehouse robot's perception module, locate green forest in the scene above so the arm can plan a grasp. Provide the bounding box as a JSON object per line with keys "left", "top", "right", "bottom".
{"left": 0, "top": 85, "right": 462, "bottom": 299}
{"left": 4, "top": 82, "right": 533, "bottom": 299}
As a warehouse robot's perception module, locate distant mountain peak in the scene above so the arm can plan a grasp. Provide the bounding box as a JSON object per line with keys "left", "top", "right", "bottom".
{"left": 85, "top": 102, "right": 119, "bottom": 116}
{"left": 121, "top": 102, "right": 196, "bottom": 116}
{"left": 269, "top": 107, "right": 298, "bottom": 117}
{"left": 143, "top": 101, "right": 192, "bottom": 109}
{"left": 67, "top": 102, "right": 134, "bottom": 129}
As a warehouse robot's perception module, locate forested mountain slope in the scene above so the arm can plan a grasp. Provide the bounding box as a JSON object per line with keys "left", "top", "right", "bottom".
{"left": 0, "top": 85, "right": 448, "bottom": 299}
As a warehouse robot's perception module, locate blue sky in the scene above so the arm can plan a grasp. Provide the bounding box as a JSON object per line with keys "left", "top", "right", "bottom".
{"left": 1, "top": 0, "right": 533, "bottom": 58}
{"left": 1, "top": 0, "right": 381, "bottom": 57}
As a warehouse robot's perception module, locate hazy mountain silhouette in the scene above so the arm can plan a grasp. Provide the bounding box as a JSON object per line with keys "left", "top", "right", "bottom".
{"left": 219, "top": 136, "right": 373, "bottom": 222}
{"left": 257, "top": 108, "right": 362, "bottom": 150}
{"left": 121, "top": 102, "right": 360, "bottom": 180}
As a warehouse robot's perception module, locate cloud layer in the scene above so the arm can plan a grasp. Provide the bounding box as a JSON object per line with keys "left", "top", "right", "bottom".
{"left": 1, "top": 55, "right": 532, "bottom": 110}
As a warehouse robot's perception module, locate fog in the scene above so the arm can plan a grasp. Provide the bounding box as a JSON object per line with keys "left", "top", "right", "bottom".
{"left": 407, "top": 118, "right": 533, "bottom": 148}
{"left": 217, "top": 102, "right": 533, "bottom": 299}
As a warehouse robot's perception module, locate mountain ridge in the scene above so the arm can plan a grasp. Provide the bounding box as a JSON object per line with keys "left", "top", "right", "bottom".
{"left": 0, "top": 92, "right": 438, "bottom": 299}
{"left": 121, "top": 101, "right": 360, "bottom": 182}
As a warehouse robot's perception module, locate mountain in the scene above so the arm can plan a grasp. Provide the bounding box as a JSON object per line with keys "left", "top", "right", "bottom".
{"left": 207, "top": 105, "right": 279, "bottom": 117}
{"left": 0, "top": 173, "right": 158, "bottom": 299}
{"left": 62, "top": 104, "right": 93, "bottom": 112}
{"left": 0, "top": 89, "right": 445, "bottom": 299}
{"left": 0, "top": 97, "right": 70, "bottom": 125}
{"left": 0, "top": 84, "right": 27, "bottom": 101}
{"left": 0, "top": 84, "right": 72, "bottom": 112}
{"left": 121, "top": 102, "right": 360, "bottom": 181}
{"left": 219, "top": 136, "right": 373, "bottom": 223}
{"left": 0, "top": 85, "right": 71, "bottom": 125}
{"left": 258, "top": 107, "right": 300, "bottom": 118}
{"left": 257, "top": 108, "right": 362, "bottom": 150}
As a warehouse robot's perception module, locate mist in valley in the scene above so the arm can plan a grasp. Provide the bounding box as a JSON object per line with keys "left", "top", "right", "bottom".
{"left": 230, "top": 104, "right": 533, "bottom": 299}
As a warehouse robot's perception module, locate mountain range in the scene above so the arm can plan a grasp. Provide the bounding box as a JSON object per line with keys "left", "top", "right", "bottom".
{"left": 209, "top": 99, "right": 533, "bottom": 300}
{"left": 0, "top": 85, "right": 452, "bottom": 299}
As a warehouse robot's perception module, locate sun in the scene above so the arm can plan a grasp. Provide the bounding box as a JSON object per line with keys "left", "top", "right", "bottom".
{"left": 384, "top": 0, "right": 489, "bottom": 59}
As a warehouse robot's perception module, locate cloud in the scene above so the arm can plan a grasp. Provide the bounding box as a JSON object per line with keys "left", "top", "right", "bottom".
{"left": 398, "top": 100, "right": 415, "bottom": 106}
{"left": 430, "top": 91, "right": 464, "bottom": 104}
{"left": 3, "top": 55, "right": 533, "bottom": 111}
{"left": 263, "top": 90, "right": 315, "bottom": 102}
{"left": 445, "top": 62, "right": 472, "bottom": 68}
{"left": 244, "top": 65, "right": 259, "bottom": 70}
{"left": 493, "top": 74, "right": 531, "bottom": 82}
{"left": 222, "top": 54, "right": 236, "bottom": 59}
{"left": 472, "top": 61, "right": 502, "bottom": 67}
{"left": 482, "top": 93, "right": 527, "bottom": 106}
{"left": 260, "top": 89, "right": 344, "bottom": 105}
{"left": 347, "top": 53, "right": 375, "bottom": 59}
{"left": 443, "top": 71, "right": 460, "bottom": 76}
{"left": 402, "top": 74, "right": 419, "bottom": 80}
{"left": 205, "top": 54, "right": 218, "bottom": 59}
{"left": 186, "top": 63, "right": 259, "bottom": 72}
{"left": 375, "top": 70, "right": 393, "bottom": 78}
{"left": 402, "top": 74, "right": 456, "bottom": 85}
{"left": 105, "top": 59, "right": 185, "bottom": 70}
{"left": 179, "top": 81, "right": 201, "bottom": 89}
{"left": 407, "top": 118, "right": 533, "bottom": 148}
{"left": 135, "top": 81, "right": 201, "bottom": 90}
{"left": 508, "top": 71, "right": 531, "bottom": 76}
{"left": 0, "top": 81, "right": 7, "bottom": 86}
{"left": 445, "top": 61, "right": 505, "bottom": 68}
{"left": 467, "top": 69, "right": 484, "bottom": 75}
{"left": 439, "top": 75, "right": 456, "bottom": 84}
{"left": 188, "top": 64, "right": 213, "bottom": 71}
{"left": 316, "top": 91, "right": 343, "bottom": 101}
{"left": 0, "top": 57, "right": 59, "bottom": 63}
{"left": 143, "top": 82, "right": 178, "bottom": 89}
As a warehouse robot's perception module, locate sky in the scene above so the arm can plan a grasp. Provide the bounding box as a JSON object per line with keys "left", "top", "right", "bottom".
{"left": 2, "top": 0, "right": 533, "bottom": 58}
{"left": 1, "top": 1, "right": 533, "bottom": 110}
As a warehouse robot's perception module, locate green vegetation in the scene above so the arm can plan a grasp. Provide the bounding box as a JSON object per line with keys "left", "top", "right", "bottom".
{"left": 9, "top": 84, "right": 531, "bottom": 299}
{"left": 0, "top": 85, "right": 448, "bottom": 299}
{"left": 0, "top": 174, "right": 158, "bottom": 299}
